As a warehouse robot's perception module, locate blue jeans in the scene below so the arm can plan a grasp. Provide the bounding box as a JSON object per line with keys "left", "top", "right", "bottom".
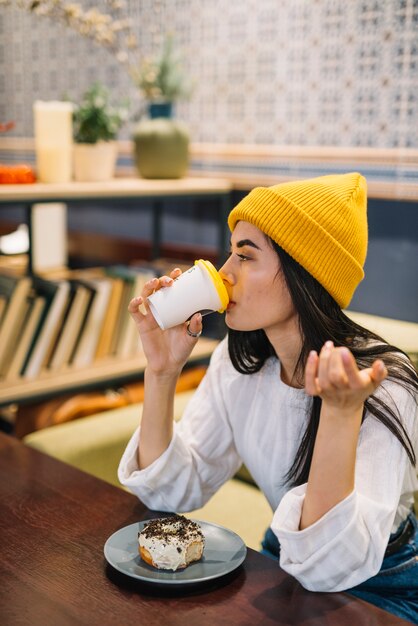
{"left": 261, "top": 513, "right": 418, "bottom": 624}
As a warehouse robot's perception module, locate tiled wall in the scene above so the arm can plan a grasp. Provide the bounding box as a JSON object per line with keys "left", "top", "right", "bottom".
{"left": 0, "top": 0, "right": 417, "bottom": 148}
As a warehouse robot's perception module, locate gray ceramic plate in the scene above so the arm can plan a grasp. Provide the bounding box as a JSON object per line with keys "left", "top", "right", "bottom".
{"left": 104, "top": 519, "right": 247, "bottom": 585}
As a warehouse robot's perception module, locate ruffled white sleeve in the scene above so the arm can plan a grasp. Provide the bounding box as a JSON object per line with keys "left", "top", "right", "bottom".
{"left": 118, "top": 340, "right": 242, "bottom": 512}
{"left": 272, "top": 379, "right": 418, "bottom": 591}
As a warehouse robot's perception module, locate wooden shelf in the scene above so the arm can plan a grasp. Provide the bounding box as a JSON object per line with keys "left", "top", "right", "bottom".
{"left": 0, "top": 337, "right": 218, "bottom": 406}
{"left": 0, "top": 178, "right": 229, "bottom": 412}
{"left": 0, "top": 177, "right": 232, "bottom": 203}
{"left": 0, "top": 175, "right": 233, "bottom": 266}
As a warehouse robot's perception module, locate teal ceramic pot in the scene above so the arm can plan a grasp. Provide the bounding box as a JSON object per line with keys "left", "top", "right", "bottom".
{"left": 133, "top": 103, "right": 189, "bottom": 179}
{"left": 148, "top": 102, "right": 173, "bottom": 119}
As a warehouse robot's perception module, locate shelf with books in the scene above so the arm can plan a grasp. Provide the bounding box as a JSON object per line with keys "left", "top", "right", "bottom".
{"left": 0, "top": 178, "right": 231, "bottom": 411}
{"left": 0, "top": 261, "right": 220, "bottom": 408}
{"left": 0, "top": 337, "right": 217, "bottom": 407}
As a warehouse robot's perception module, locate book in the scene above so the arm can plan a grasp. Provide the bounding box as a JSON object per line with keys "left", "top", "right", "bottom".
{"left": 5, "top": 296, "right": 46, "bottom": 380}
{"left": 105, "top": 266, "right": 139, "bottom": 355}
{"left": 22, "top": 277, "right": 71, "bottom": 379}
{"left": 94, "top": 277, "right": 125, "bottom": 360}
{"left": 0, "top": 296, "right": 32, "bottom": 378}
{"left": 71, "top": 277, "right": 113, "bottom": 368}
{"left": 48, "top": 282, "right": 92, "bottom": 371}
{"left": 0, "top": 294, "right": 7, "bottom": 327}
{"left": 116, "top": 266, "right": 156, "bottom": 357}
{"left": 0, "top": 274, "right": 33, "bottom": 374}
{"left": 105, "top": 265, "right": 157, "bottom": 357}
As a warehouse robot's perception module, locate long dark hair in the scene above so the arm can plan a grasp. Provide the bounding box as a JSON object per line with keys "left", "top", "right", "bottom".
{"left": 228, "top": 240, "right": 417, "bottom": 487}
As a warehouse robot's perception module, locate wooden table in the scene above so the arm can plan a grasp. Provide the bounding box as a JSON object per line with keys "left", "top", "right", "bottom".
{"left": 0, "top": 433, "right": 410, "bottom": 626}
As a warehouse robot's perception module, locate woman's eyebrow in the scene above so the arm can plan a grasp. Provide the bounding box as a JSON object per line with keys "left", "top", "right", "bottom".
{"left": 230, "top": 238, "right": 262, "bottom": 250}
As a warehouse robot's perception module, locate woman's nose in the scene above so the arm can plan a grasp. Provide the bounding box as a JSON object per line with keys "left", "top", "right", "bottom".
{"left": 219, "top": 257, "right": 234, "bottom": 285}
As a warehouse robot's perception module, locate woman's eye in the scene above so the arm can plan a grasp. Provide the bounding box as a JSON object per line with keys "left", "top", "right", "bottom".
{"left": 237, "top": 253, "right": 249, "bottom": 261}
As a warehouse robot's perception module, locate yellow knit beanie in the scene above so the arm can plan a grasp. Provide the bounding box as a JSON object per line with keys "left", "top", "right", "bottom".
{"left": 228, "top": 172, "right": 368, "bottom": 308}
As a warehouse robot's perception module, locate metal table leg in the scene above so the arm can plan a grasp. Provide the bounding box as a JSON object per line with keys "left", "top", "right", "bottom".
{"left": 152, "top": 200, "right": 163, "bottom": 260}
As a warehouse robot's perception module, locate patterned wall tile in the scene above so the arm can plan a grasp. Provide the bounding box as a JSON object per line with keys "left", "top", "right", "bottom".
{"left": 0, "top": 0, "right": 417, "bottom": 148}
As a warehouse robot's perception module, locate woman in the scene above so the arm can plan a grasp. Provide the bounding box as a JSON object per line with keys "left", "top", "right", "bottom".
{"left": 119, "top": 172, "right": 418, "bottom": 622}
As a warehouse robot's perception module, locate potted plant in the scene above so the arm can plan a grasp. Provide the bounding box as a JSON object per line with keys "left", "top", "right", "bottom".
{"left": 72, "top": 82, "right": 129, "bottom": 182}
{"left": 5, "top": 4, "right": 193, "bottom": 180}
{"left": 131, "top": 36, "right": 192, "bottom": 179}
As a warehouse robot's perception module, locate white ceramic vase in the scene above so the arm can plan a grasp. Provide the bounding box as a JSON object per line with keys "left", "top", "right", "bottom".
{"left": 73, "top": 141, "right": 117, "bottom": 182}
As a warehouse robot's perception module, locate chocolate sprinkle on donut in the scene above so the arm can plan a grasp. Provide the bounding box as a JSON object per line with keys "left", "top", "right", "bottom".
{"left": 140, "top": 514, "right": 204, "bottom": 542}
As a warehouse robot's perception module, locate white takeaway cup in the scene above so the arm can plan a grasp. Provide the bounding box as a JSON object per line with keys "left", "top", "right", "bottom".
{"left": 147, "top": 259, "right": 229, "bottom": 330}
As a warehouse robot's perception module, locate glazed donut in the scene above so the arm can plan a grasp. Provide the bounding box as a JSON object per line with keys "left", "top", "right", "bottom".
{"left": 138, "top": 515, "right": 205, "bottom": 571}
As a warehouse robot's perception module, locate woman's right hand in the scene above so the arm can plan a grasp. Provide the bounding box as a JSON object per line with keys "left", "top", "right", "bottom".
{"left": 127, "top": 267, "right": 203, "bottom": 377}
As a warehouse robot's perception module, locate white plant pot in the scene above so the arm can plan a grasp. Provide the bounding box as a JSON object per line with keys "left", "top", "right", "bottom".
{"left": 73, "top": 141, "right": 117, "bottom": 182}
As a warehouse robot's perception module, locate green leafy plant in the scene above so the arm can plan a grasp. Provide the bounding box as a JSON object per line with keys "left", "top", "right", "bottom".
{"left": 73, "top": 82, "right": 129, "bottom": 144}
{"left": 132, "top": 35, "right": 191, "bottom": 102}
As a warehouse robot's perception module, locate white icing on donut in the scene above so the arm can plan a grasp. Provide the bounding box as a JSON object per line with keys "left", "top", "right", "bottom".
{"left": 138, "top": 515, "right": 205, "bottom": 571}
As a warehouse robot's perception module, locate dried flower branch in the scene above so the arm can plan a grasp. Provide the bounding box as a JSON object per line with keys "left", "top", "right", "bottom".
{"left": 1, "top": 0, "right": 192, "bottom": 103}
{"left": 130, "top": 34, "right": 191, "bottom": 102}
{"left": 1, "top": 0, "right": 139, "bottom": 69}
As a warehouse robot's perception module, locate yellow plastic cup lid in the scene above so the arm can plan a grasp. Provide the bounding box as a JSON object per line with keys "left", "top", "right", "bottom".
{"left": 195, "top": 259, "right": 229, "bottom": 313}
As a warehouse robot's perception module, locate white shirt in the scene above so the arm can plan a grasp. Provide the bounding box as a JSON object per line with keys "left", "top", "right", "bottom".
{"left": 118, "top": 338, "right": 418, "bottom": 592}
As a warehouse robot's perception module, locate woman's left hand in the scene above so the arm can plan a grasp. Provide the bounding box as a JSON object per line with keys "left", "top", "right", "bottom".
{"left": 304, "top": 341, "right": 388, "bottom": 414}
